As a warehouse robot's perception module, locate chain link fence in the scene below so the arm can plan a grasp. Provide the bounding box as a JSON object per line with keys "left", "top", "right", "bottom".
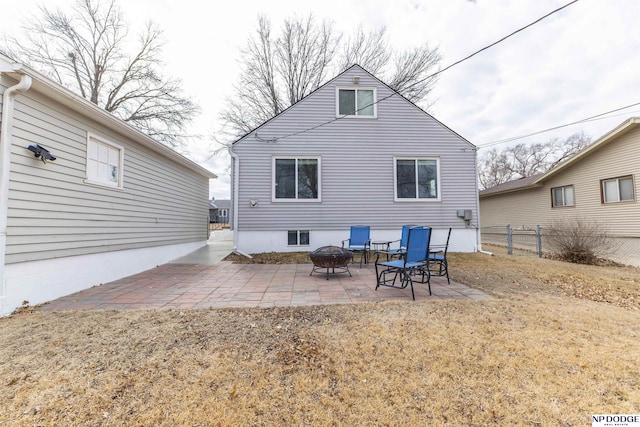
{"left": 481, "top": 225, "right": 640, "bottom": 267}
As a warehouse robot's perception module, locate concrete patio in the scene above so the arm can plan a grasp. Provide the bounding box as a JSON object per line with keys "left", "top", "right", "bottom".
{"left": 39, "top": 230, "right": 491, "bottom": 311}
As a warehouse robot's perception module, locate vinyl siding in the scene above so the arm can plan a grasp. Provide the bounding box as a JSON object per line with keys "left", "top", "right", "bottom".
{"left": 233, "top": 66, "right": 478, "bottom": 233}
{"left": 480, "top": 125, "right": 640, "bottom": 237}
{"left": 3, "top": 76, "right": 209, "bottom": 264}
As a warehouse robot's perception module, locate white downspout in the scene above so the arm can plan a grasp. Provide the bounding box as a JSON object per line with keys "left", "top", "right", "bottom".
{"left": 472, "top": 146, "right": 493, "bottom": 256}
{"left": 227, "top": 143, "right": 252, "bottom": 258}
{"left": 0, "top": 73, "right": 33, "bottom": 310}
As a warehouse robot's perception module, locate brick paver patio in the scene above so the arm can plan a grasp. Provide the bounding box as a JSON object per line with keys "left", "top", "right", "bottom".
{"left": 39, "top": 261, "right": 490, "bottom": 311}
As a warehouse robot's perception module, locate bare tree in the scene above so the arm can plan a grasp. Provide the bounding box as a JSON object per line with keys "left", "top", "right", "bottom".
{"left": 2, "top": 0, "right": 198, "bottom": 149}
{"left": 220, "top": 14, "right": 441, "bottom": 138}
{"left": 337, "top": 27, "right": 390, "bottom": 75}
{"left": 477, "top": 148, "right": 516, "bottom": 190}
{"left": 478, "top": 132, "right": 591, "bottom": 190}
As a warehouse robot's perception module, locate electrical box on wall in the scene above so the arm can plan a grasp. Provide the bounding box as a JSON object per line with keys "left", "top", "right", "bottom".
{"left": 457, "top": 209, "right": 472, "bottom": 221}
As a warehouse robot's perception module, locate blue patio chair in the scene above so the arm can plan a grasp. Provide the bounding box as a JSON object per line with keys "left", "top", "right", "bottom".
{"left": 428, "top": 227, "right": 451, "bottom": 284}
{"left": 341, "top": 226, "right": 371, "bottom": 267}
{"left": 386, "top": 224, "right": 416, "bottom": 259}
{"left": 374, "top": 226, "right": 432, "bottom": 300}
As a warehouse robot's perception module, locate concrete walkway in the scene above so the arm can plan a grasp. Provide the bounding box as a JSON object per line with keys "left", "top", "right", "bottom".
{"left": 169, "top": 229, "right": 234, "bottom": 265}
{"left": 39, "top": 232, "right": 491, "bottom": 311}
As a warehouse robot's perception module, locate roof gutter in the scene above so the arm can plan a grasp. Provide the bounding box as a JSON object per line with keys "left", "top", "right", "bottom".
{"left": 0, "top": 72, "right": 32, "bottom": 311}
{"left": 3, "top": 61, "right": 215, "bottom": 179}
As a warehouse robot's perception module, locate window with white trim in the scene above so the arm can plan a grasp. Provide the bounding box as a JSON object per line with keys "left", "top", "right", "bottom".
{"left": 394, "top": 157, "right": 440, "bottom": 201}
{"left": 551, "top": 185, "right": 574, "bottom": 207}
{"left": 85, "top": 135, "right": 123, "bottom": 188}
{"left": 273, "top": 157, "right": 320, "bottom": 201}
{"left": 219, "top": 208, "right": 228, "bottom": 217}
{"left": 602, "top": 175, "right": 634, "bottom": 203}
{"left": 336, "top": 87, "right": 376, "bottom": 117}
{"left": 288, "top": 230, "right": 310, "bottom": 246}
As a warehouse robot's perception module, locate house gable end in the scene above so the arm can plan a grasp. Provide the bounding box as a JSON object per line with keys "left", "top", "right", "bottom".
{"left": 233, "top": 64, "right": 475, "bottom": 151}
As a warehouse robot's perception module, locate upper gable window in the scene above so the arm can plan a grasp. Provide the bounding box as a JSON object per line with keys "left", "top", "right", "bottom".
{"left": 336, "top": 87, "right": 376, "bottom": 117}
{"left": 85, "top": 134, "right": 124, "bottom": 189}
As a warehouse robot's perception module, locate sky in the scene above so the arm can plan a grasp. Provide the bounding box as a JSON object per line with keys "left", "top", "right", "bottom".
{"left": 2, "top": 0, "right": 640, "bottom": 199}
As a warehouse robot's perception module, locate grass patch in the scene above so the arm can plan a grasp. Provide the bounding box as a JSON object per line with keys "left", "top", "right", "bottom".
{"left": 1, "top": 250, "right": 639, "bottom": 425}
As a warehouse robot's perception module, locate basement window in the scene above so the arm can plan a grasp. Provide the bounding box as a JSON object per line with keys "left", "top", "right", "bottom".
{"left": 288, "top": 230, "right": 310, "bottom": 246}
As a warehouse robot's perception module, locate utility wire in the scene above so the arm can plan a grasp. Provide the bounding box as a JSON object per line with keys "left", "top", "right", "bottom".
{"left": 255, "top": 0, "right": 581, "bottom": 143}
{"left": 477, "top": 101, "right": 640, "bottom": 148}
{"left": 400, "top": 0, "right": 580, "bottom": 93}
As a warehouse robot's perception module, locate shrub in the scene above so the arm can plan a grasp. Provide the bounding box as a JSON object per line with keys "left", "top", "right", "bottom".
{"left": 544, "top": 217, "right": 615, "bottom": 264}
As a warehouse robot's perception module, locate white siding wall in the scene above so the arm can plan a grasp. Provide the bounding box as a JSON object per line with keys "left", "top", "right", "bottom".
{"left": 233, "top": 66, "right": 479, "bottom": 253}
{"left": 3, "top": 76, "right": 210, "bottom": 264}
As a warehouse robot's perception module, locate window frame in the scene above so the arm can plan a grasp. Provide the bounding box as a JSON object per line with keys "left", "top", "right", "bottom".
{"left": 219, "top": 208, "right": 228, "bottom": 217}
{"left": 601, "top": 175, "right": 635, "bottom": 204}
{"left": 551, "top": 185, "right": 575, "bottom": 208}
{"left": 272, "top": 156, "right": 321, "bottom": 202}
{"left": 393, "top": 156, "right": 441, "bottom": 202}
{"left": 287, "top": 230, "right": 310, "bottom": 247}
{"left": 335, "top": 86, "right": 377, "bottom": 118}
{"left": 84, "top": 133, "right": 124, "bottom": 189}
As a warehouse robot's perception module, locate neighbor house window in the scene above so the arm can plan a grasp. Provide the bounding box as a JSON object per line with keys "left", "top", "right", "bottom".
{"left": 336, "top": 87, "right": 376, "bottom": 117}
{"left": 394, "top": 157, "right": 440, "bottom": 201}
{"left": 551, "top": 185, "right": 574, "bottom": 207}
{"left": 288, "top": 230, "right": 310, "bottom": 246}
{"left": 273, "top": 157, "right": 320, "bottom": 201}
{"left": 85, "top": 134, "right": 123, "bottom": 188}
{"left": 219, "top": 209, "right": 228, "bottom": 217}
{"left": 602, "top": 175, "right": 634, "bottom": 203}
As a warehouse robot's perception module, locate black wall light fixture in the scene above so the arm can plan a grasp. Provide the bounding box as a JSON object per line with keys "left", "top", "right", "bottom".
{"left": 26, "top": 144, "right": 56, "bottom": 163}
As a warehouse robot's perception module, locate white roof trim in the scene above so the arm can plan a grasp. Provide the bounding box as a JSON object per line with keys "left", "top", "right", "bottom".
{"left": 1, "top": 59, "right": 216, "bottom": 179}
{"left": 532, "top": 117, "right": 639, "bottom": 185}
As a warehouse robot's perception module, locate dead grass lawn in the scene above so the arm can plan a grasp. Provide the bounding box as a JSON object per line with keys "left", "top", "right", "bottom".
{"left": 1, "top": 249, "right": 639, "bottom": 426}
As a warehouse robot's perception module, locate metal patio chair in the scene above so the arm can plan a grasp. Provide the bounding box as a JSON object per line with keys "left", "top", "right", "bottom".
{"left": 385, "top": 224, "right": 416, "bottom": 259}
{"left": 428, "top": 227, "right": 451, "bottom": 284}
{"left": 341, "top": 225, "right": 371, "bottom": 267}
{"left": 374, "top": 226, "right": 432, "bottom": 300}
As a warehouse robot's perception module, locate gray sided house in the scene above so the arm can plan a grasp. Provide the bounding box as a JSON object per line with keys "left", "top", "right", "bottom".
{"left": 209, "top": 199, "right": 231, "bottom": 224}
{"left": 479, "top": 117, "right": 640, "bottom": 266}
{"left": 0, "top": 55, "right": 216, "bottom": 315}
{"left": 230, "top": 65, "right": 479, "bottom": 255}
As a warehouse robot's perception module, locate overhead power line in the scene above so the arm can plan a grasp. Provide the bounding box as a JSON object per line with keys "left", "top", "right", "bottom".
{"left": 254, "top": 0, "right": 581, "bottom": 143}
{"left": 400, "top": 0, "right": 580, "bottom": 94}
{"left": 477, "top": 101, "right": 640, "bottom": 148}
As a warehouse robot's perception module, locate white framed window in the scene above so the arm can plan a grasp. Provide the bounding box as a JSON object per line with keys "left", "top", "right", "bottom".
{"left": 336, "top": 87, "right": 377, "bottom": 118}
{"left": 551, "top": 185, "right": 575, "bottom": 207}
{"left": 273, "top": 157, "right": 321, "bottom": 201}
{"left": 602, "top": 175, "right": 634, "bottom": 203}
{"left": 288, "top": 230, "right": 310, "bottom": 246}
{"left": 85, "top": 134, "right": 124, "bottom": 189}
{"left": 219, "top": 209, "right": 228, "bottom": 217}
{"left": 394, "top": 157, "right": 441, "bottom": 201}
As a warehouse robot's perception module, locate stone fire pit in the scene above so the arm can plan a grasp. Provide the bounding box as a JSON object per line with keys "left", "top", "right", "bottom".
{"left": 309, "top": 246, "right": 353, "bottom": 280}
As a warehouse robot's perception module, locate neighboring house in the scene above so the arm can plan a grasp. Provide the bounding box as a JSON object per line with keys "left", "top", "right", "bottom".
{"left": 0, "top": 54, "right": 216, "bottom": 315}
{"left": 229, "top": 64, "right": 479, "bottom": 255}
{"left": 479, "top": 117, "right": 640, "bottom": 265}
{"left": 209, "top": 199, "right": 231, "bottom": 224}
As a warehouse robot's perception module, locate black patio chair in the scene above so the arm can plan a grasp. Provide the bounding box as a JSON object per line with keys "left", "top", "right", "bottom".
{"left": 428, "top": 227, "right": 451, "bottom": 284}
